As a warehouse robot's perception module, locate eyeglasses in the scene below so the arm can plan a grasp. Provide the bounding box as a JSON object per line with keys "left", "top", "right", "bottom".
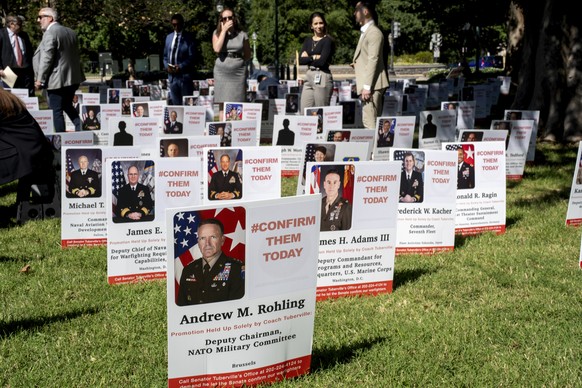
{"left": 221, "top": 16, "right": 234, "bottom": 21}
{"left": 37, "top": 15, "right": 51, "bottom": 20}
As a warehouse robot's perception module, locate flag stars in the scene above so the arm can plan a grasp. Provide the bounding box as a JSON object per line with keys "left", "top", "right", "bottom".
{"left": 180, "top": 238, "right": 189, "bottom": 248}
{"left": 187, "top": 213, "right": 196, "bottom": 223}
{"left": 176, "top": 212, "right": 185, "bottom": 220}
{"left": 174, "top": 224, "right": 181, "bottom": 233}
{"left": 184, "top": 226, "right": 192, "bottom": 235}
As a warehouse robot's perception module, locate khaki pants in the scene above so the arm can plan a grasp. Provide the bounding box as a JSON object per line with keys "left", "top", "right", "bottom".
{"left": 300, "top": 69, "right": 333, "bottom": 112}
{"left": 361, "top": 88, "right": 386, "bottom": 129}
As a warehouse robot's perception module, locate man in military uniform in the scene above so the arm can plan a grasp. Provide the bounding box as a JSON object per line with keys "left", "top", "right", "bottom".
{"left": 67, "top": 155, "right": 100, "bottom": 198}
{"left": 208, "top": 153, "right": 242, "bottom": 200}
{"left": 82, "top": 108, "right": 100, "bottom": 131}
{"left": 457, "top": 147, "right": 475, "bottom": 190}
{"left": 321, "top": 168, "right": 352, "bottom": 231}
{"left": 177, "top": 218, "right": 245, "bottom": 306}
{"left": 399, "top": 152, "right": 424, "bottom": 203}
{"left": 115, "top": 165, "right": 154, "bottom": 222}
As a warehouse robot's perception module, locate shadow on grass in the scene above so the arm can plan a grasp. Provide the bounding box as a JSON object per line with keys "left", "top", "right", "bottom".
{"left": 392, "top": 267, "right": 433, "bottom": 291}
{"left": 309, "top": 336, "right": 386, "bottom": 373}
{"left": 0, "top": 307, "right": 100, "bottom": 339}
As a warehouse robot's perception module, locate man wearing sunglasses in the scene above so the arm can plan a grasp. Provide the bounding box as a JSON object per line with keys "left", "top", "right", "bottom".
{"left": 33, "top": 8, "right": 85, "bottom": 132}
{"left": 163, "top": 14, "right": 196, "bottom": 106}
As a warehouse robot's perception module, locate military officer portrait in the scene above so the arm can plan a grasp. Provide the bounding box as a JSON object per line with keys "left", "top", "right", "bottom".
{"left": 320, "top": 166, "right": 353, "bottom": 232}
{"left": 208, "top": 152, "right": 242, "bottom": 200}
{"left": 177, "top": 218, "right": 245, "bottom": 306}
{"left": 457, "top": 145, "right": 475, "bottom": 190}
{"left": 113, "top": 164, "right": 154, "bottom": 223}
{"left": 66, "top": 152, "right": 101, "bottom": 198}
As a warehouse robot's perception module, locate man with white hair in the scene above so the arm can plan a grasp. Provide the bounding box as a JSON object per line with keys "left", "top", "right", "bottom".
{"left": 33, "top": 7, "right": 85, "bottom": 132}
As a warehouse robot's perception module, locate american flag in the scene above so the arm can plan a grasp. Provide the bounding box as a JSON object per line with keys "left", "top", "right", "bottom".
{"left": 303, "top": 143, "right": 317, "bottom": 179}
{"left": 173, "top": 207, "right": 246, "bottom": 301}
{"left": 141, "top": 160, "right": 156, "bottom": 197}
{"left": 66, "top": 152, "right": 74, "bottom": 193}
{"left": 163, "top": 107, "right": 170, "bottom": 128}
{"left": 111, "top": 161, "right": 127, "bottom": 217}
{"left": 309, "top": 165, "right": 320, "bottom": 194}
{"left": 207, "top": 150, "right": 219, "bottom": 182}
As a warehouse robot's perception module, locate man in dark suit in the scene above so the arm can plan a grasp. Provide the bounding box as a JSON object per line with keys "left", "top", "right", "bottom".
{"left": 163, "top": 14, "right": 196, "bottom": 105}
{"left": 33, "top": 8, "right": 86, "bottom": 132}
{"left": 352, "top": 2, "right": 389, "bottom": 129}
{"left": 0, "top": 15, "right": 34, "bottom": 96}
{"left": 209, "top": 154, "right": 242, "bottom": 200}
{"left": 115, "top": 165, "right": 154, "bottom": 222}
{"left": 164, "top": 110, "right": 183, "bottom": 134}
{"left": 399, "top": 152, "right": 423, "bottom": 203}
{"left": 422, "top": 114, "right": 437, "bottom": 138}
{"left": 276, "top": 118, "right": 295, "bottom": 146}
{"left": 377, "top": 119, "right": 393, "bottom": 147}
{"left": 113, "top": 121, "right": 133, "bottom": 146}
{"left": 67, "top": 155, "right": 100, "bottom": 198}
{"left": 457, "top": 147, "right": 475, "bottom": 190}
{"left": 177, "top": 218, "right": 244, "bottom": 306}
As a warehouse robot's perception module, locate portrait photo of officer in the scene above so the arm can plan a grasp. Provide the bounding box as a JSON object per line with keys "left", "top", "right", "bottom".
{"left": 320, "top": 166, "right": 353, "bottom": 232}
{"left": 398, "top": 151, "right": 424, "bottom": 203}
{"left": 208, "top": 151, "right": 242, "bottom": 200}
{"left": 457, "top": 145, "right": 475, "bottom": 190}
{"left": 113, "top": 163, "right": 154, "bottom": 223}
{"left": 66, "top": 151, "right": 101, "bottom": 198}
{"left": 177, "top": 218, "right": 245, "bottom": 306}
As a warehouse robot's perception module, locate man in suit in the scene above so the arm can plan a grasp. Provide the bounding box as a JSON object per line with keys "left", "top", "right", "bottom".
{"left": 33, "top": 8, "right": 86, "bottom": 132}
{"left": 0, "top": 15, "right": 35, "bottom": 96}
{"left": 177, "top": 218, "right": 244, "bottom": 306}
{"left": 163, "top": 14, "right": 196, "bottom": 105}
{"left": 67, "top": 155, "right": 100, "bottom": 198}
{"left": 352, "top": 2, "right": 389, "bottom": 129}
{"left": 164, "top": 110, "right": 183, "bottom": 134}
{"left": 276, "top": 118, "right": 295, "bottom": 146}
{"left": 115, "top": 165, "right": 154, "bottom": 222}
{"left": 399, "top": 152, "right": 423, "bottom": 203}
{"left": 208, "top": 154, "right": 242, "bottom": 200}
{"left": 422, "top": 113, "right": 437, "bottom": 138}
{"left": 457, "top": 147, "right": 475, "bottom": 190}
{"left": 113, "top": 121, "right": 133, "bottom": 146}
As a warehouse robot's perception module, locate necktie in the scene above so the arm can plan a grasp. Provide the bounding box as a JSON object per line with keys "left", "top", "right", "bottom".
{"left": 407, "top": 174, "right": 411, "bottom": 181}
{"left": 171, "top": 33, "right": 180, "bottom": 65}
{"left": 203, "top": 263, "right": 211, "bottom": 278}
{"left": 14, "top": 34, "right": 22, "bottom": 67}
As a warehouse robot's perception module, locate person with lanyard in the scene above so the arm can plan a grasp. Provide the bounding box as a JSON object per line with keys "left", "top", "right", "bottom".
{"left": 299, "top": 12, "right": 335, "bottom": 112}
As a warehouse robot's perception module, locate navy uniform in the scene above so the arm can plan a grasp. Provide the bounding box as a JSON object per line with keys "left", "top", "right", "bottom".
{"left": 115, "top": 182, "right": 153, "bottom": 222}
{"left": 209, "top": 170, "right": 242, "bottom": 200}
{"left": 321, "top": 196, "right": 352, "bottom": 231}
{"left": 399, "top": 170, "right": 424, "bottom": 203}
{"left": 177, "top": 253, "right": 245, "bottom": 305}
{"left": 67, "top": 168, "right": 100, "bottom": 198}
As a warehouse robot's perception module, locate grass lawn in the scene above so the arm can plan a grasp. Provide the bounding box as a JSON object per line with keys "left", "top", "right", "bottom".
{"left": 1, "top": 142, "right": 582, "bottom": 387}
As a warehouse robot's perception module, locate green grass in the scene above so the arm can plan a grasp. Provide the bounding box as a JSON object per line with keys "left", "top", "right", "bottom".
{"left": 2, "top": 143, "right": 582, "bottom": 387}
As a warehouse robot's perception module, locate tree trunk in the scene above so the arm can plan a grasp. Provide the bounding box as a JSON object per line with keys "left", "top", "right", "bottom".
{"left": 510, "top": 0, "right": 582, "bottom": 142}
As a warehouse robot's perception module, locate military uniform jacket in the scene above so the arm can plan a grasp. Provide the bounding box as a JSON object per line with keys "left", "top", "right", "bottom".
{"left": 177, "top": 253, "right": 245, "bottom": 305}
{"left": 321, "top": 196, "right": 352, "bottom": 231}
{"left": 209, "top": 170, "right": 242, "bottom": 200}
{"left": 68, "top": 168, "right": 100, "bottom": 197}
{"left": 116, "top": 183, "right": 153, "bottom": 219}
{"left": 458, "top": 161, "right": 475, "bottom": 189}
{"left": 399, "top": 170, "right": 424, "bottom": 202}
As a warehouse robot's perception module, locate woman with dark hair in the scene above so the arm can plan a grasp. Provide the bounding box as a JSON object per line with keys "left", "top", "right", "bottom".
{"left": 299, "top": 12, "right": 335, "bottom": 111}
{"left": 212, "top": 7, "right": 251, "bottom": 110}
{"left": 0, "top": 88, "right": 54, "bottom": 202}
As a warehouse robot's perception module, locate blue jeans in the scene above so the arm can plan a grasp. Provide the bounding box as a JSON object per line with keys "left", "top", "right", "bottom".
{"left": 47, "top": 84, "right": 81, "bottom": 132}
